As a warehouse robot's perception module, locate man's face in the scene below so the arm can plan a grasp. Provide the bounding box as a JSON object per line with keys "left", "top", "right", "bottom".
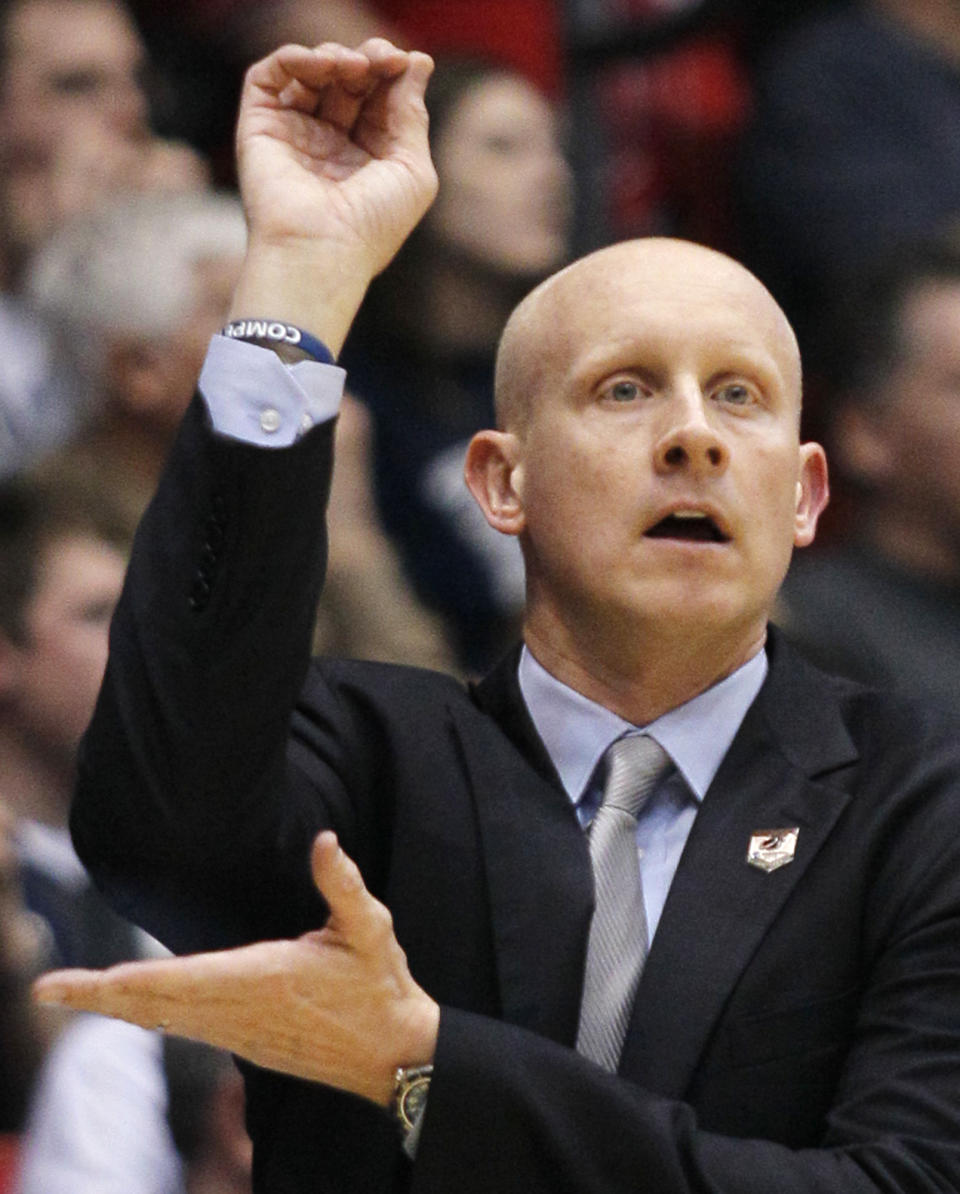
{"left": 0, "top": 0, "right": 150, "bottom": 266}
{"left": 428, "top": 73, "right": 573, "bottom": 280}
{"left": 493, "top": 240, "right": 827, "bottom": 664}
{"left": 114, "top": 252, "right": 244, "bottom": 433}
{"left": 0, "top": 0, "right": 149, "bottom": 148}
{"left": 10, "top": 533, "right": 125, "bottom": 766}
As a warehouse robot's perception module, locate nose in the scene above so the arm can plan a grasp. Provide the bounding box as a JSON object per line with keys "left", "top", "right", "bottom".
{"left": 653, "top": 391, "right": 730, "bottom": 477}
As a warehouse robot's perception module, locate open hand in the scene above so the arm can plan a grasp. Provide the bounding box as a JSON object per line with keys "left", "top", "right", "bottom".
{"left": 33, "top": 832, "right": 439, "bottom": 1107}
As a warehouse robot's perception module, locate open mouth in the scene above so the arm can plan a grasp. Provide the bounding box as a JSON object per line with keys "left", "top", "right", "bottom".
{"left": 644, "top": 512, "right": 729, "bottom": 543}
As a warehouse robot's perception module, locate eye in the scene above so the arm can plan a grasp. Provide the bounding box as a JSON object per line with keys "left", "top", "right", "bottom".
{"left": 51, "top": 69, "right": 105, "bottom": 97}
{"left": 604, "top": 379, "right": 644, "bottom": 404}
{"left": 713, "top": 381, "right": 755, "bottom": 407}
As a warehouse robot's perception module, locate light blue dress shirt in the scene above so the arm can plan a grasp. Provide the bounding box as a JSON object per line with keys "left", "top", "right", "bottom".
{"left": 198, "top": 334, "right": 345, "bottom": 444}
{"left": 519, "top": 646, "right": 767, "bottom": 941}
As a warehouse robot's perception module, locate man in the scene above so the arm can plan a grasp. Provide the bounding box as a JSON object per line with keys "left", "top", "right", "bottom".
{"left": 0, "top": 0, "right": 208, "bottom": 472}
{"left": 779, "top": 237, "right": 960, "bottom": 703}
{"left": 26, "top": 190, "right": 247, "bottom": 531}
{"left": 0, "top": 0, "right": 208, "bottom": 281}
{"left": 0, "top": 470, "right": 143, "bottom": 968}
{"left": 0, "top": 471, "right": 187, "bottom": 1191}
{"left": 35, "top": 39, "right": 960, "bottom": 1194}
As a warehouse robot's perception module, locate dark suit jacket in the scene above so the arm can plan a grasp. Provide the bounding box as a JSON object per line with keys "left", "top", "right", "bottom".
{"left": 73, "top": 398, "right": 960, "bottom": 1193}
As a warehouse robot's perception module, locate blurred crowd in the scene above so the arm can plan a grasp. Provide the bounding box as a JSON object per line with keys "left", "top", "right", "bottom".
{"left": 3, "top": 0, "right": 960, "bottom": 1190}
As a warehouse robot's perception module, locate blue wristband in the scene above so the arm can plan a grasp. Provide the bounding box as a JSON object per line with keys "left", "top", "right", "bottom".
{"left": 221, "top": 319, "right": 335, "bottom": 364}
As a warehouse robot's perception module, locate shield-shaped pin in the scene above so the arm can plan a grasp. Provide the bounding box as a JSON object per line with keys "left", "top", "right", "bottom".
{"left": 746, "top": 827, "right": 799, "bottom": 873}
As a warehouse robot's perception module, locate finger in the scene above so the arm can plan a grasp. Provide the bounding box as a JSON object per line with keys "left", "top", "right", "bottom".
{"left": 355, "top": 50, "right": 435, "bottom": 168}
{"left": 314, "top": 74, "right": 378, "bottom": 135}
{"left": 354, "top": 37, "right": 412, "bottom": 75}
{"left": 310, "top": 42, "right": 410, "bottom": 131}
{"left": 246, "top": 43, "right": 339, "bottom": 106}
{"left": 270, "top": 42, "right": 407, "bottom": 107}
{"left": 311, "top": 832, "right": 392, "bottom": 951}
{"left": 241, "top": 43, "right": 366, "bottom": 119}
{"left": 33, "top": 959, "right": 183, "bottom": 1026}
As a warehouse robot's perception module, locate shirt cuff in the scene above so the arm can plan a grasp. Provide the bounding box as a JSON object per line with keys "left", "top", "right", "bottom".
{"left": 198, "top": 334, "right": 346, "bottom": 447}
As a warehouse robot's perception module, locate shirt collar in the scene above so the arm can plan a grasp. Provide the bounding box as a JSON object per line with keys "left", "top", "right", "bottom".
{"left": 518, "top": 644, "right": 768, "bottom": 803}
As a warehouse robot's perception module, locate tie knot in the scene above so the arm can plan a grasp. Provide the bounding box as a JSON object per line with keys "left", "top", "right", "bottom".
{"left": 601, "top": 734, "right": 669, "bottom": 819}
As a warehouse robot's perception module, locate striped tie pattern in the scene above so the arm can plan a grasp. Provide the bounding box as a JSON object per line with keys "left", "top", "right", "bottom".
{"left": 576, "top": 734, "right": 670, "bottom": 1071}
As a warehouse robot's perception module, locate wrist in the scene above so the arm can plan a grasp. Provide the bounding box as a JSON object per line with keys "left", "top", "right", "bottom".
{"left": 367, "top": 994, "right": 439, "bottom": 1109}
{"left": 228, "top": 240, "right": 375, "bottom": 357}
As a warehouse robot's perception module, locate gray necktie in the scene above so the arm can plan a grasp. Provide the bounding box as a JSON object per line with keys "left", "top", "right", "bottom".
{"left": 576, "top": 733, "right": 670, "bottom": 1071}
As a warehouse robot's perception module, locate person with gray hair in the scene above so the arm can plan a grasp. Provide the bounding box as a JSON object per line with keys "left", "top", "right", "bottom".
{"left": 26, "top": 189, "right": 245, "bottom": 529}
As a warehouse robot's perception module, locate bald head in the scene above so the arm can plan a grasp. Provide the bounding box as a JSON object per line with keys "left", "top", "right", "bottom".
{"left": 494, "top": 238, "right": 802, "bottom": 431}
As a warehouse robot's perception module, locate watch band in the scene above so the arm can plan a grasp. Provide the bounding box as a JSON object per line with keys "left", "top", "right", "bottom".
{"left": 392, "top": 1063, "right": 433, "bottom": 1132}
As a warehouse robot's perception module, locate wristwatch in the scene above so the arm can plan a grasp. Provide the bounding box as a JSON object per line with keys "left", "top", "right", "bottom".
{"left": 392, "top": 1064, "right": 433, "bottom": 1131}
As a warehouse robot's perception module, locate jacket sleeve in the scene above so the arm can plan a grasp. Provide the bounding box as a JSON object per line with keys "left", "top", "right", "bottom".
{"left": 70, "top": 396, "right": 351, "bottom": 951}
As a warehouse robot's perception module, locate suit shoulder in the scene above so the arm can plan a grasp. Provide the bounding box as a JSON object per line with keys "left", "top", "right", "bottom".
{"left": 302, "top": 656, "right": 470, "bottom": 720}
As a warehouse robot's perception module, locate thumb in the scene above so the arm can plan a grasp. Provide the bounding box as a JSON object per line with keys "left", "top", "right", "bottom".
{"left": 311, "top": 832, "right": 388, "bottom": 950}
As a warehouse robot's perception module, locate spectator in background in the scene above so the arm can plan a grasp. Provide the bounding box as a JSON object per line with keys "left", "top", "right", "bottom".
{"left": 0, "top": 0, "right": 208, "bottom": 285}
{"left": 27, "top": 189, "right": 455, "bottom": 671}
{"left": 778, "top": 237, "right": 960, "bottom": 703}
{"left": 342, "top": 58, "right": 573, "bottom": 671}
{"left": 0, "top": 470, "right": 149, "bottom": 969}
{"left": 0, "top": 0, "right": 209, "bottom": 474}
{"left": 0, "top": 797, "right": 54, "bottom": 1139}
{"left": 15, "top": 1016, "right": 182, "bottom": 1194}
{"left": 127, "top": 0, "right": 562, "bottom": 183}
{"left": 20, "top": 1031, "right": 251, "bottom": 1194}
{"left": 163, "top": 1038, "right": 252, "bottom": 1194}
{"left": 312, "top": 394, "right": 458, "bottom": 672}
{"left": 27, "top": 191, "right": 246, "bottom": 532}
{"left": 737, "top": 0, "right": 960, "bottom": 349}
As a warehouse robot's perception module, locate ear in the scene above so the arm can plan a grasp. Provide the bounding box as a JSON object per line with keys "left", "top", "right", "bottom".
{"left": 793, "top": 442, "right": 830, "bottom": 548}
{"left": 464, "top": 430, "right": 526, "bottom": 536}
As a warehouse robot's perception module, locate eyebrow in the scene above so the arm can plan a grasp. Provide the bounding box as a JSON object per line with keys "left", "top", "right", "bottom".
{"left": 570, "top": 337, "right": 789, "bottom": 391}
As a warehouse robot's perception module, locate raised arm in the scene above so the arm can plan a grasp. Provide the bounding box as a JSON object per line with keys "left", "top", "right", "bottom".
{"left": 67, "top": 41, "right": 439, "bottom": 950}
{"left": 227, "top": 39, "right": 437, "bottom": 353}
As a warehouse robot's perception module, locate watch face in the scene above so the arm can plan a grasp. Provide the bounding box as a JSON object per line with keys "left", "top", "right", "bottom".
{"left": 400, "top": 1074, "right": 431, "bottom": 1126}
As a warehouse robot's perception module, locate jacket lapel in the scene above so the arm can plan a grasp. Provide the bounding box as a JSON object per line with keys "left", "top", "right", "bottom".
{"left": 619, "top": 633, "right": 860, "bottom": 1096}
{"left": 453, "top": 652, "right": 594, "bottom": 1046}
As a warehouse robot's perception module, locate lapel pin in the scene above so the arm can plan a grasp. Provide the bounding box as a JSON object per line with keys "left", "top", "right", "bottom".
{"left": 746, "top": 827, "right": 799, "bottom": 873}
